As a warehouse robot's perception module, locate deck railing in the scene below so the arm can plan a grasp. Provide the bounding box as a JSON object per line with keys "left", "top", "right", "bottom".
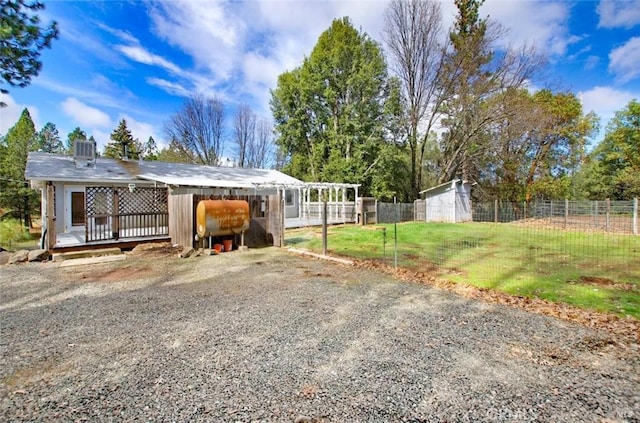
{"left": 300, "top": 202, "right": 357, "bottom": 221}
{"left": 86, "top": 212, "right": 169, "bottom": 242}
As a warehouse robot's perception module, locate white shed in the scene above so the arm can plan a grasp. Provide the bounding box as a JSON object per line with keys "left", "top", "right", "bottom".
{"left": 419, "top": 179, "right": 472, "bottom": 223}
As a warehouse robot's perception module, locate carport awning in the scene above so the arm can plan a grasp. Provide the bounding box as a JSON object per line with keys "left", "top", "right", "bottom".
{"left": 138, "top": 174, "right": 310, "bottom": 190}
{"left": 138, "top": 175, "right": 255, "bottom": 189}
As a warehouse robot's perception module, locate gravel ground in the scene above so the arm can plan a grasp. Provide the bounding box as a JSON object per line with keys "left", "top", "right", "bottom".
{"left": 1, "top": 247, "right": 639, "bottom": 422}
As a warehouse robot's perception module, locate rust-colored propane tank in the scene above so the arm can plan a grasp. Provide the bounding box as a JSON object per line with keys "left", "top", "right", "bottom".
{"left": 196, "top": 200, "right": 250, "bottom": 238}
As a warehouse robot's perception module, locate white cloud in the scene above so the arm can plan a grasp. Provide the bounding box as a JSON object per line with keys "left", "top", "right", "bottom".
{"left": 117, "top": 45, "right": 182, "bottom": 75}
{"left": 579, "top": 86, "right": 639, "bottom": 139}
{"left": 61, "top": 97, "right": 112, "bottom": 129}
{"left": 96, "top": 22, "right": 139, "bottom": 44}
{"left": 56, "top": 16, "right": 127, "bottom": 68}
{"left": 143, "top": 0, "right": 390, "bottom": 108}
{"left": 483, "top": 1, "right": 574, "bottom": 56}
{"left": 609, "top": 37, "right": 640, "bottom": 82}
{"left": 147, "top": 77, "right": 191, "bottom": 97}
{"left": 35, "top": 77, "right": 128, "bottom": 110}
{"left": 597, "top": 0, "right": 640, "bottom": 28}
{"left": 585, "top": 55, "right": 600, "bottom": 70}
{"left": 148, "top": 1, "right": 245, "bottom": 80}
{"left": 0, "top": 94, "right": 40, "bottom": 135}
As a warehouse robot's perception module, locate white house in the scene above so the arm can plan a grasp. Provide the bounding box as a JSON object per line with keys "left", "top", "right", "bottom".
{"left": 25, "top": 151, "right": 360, "bottom": 251}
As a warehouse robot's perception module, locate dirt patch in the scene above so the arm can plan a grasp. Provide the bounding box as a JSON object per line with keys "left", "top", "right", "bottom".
{"left": 575, "top": 276, "right": 638, "bottom": 292}
{"left": 91, "top": 266, "right": 154, "bottom": 283}
{"left": 580, "top": 276, "right": 618, "bottom": 286}
{"left": 513, "top": 216, "right": 635, "bottom": 235}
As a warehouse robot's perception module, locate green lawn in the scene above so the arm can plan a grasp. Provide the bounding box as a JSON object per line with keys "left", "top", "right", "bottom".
{"left": 286, "top": 222, "right": 640, "bottom": 319}
{"left": 0, "top": 219, "right": 39, "bottom": 251}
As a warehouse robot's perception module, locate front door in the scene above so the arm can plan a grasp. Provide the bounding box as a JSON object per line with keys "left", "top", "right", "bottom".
{"left": 65, "top": 186, "right": 85, "bottom": 232}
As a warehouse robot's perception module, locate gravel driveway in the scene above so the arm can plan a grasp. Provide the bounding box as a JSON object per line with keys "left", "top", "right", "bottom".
{"left": 1, "top": 247, "right": 638, "bottom": 422}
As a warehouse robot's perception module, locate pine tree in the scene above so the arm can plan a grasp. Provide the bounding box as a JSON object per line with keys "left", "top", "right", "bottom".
{"left": 65, "top": 127, "right": 87, "bottom": 154}
{"left": 0, "top": 108, "right": 39, "bottom": 226}
{"left": 104, "top": 119, "right": 139, "bottom": 159}
{"left": 143, "top": 136, "right": 158, "bottom": 160}
{"left": 0, "top": 0, "right": 58, "bottom": 106}
{"left": 38, "top": 121, "right": 63, "bottom": 153}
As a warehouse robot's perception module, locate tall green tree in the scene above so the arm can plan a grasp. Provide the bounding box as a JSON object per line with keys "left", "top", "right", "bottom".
{"left": 37, "top": 121, "right": 63, "bottom": 153}
{"left": 484, "top": 89, "right": 598, "bottom": 202}
{"left": 578, "top": 100, "right": 640, "bottom": 200}
{"left": 142, "top": 136, "right": 158, "bottom": 160}
{"left": 104, "top": 118, "right": 139, "bottom": 159}
{"left": 270, "top": 17, "right": 389, "bottom": 195}
{"left": 0, "top": 108, "right": 39, "bottom": 226}
{"left": 156, "top": 138, "right": 193, "bottom": 163}
{"left": 1, "top": 0, "right": 58, "bottom": 106}
{"left": 437, "top": 0, "right": 543, "bottom": 184}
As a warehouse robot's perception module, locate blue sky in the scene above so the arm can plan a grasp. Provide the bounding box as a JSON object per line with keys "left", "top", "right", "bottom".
{"left": 1, "top": 0, "right": 639, "bottom": 155}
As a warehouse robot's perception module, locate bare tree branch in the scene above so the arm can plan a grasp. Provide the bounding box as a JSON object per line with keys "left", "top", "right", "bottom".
{"left": 383, "top": 0, "right": 447, "bottom": 199}
{"left": 164, "top": 94, "right": 225, "bottom": 166}
{"left": 233, "top": 104, "right": 256, "bottom": 167}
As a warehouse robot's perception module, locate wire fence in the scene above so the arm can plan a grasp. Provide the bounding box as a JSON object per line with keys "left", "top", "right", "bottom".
{"left": 377, "top": 202, "right": 414, "bottom": 224}
{"left": 373, "top": 199, "right": 639, "bottom": 235}
{"left": 342, "top": 199, "right": 639, "bottom": 310}
{"left": 473, "top": 199, "right": 638, "bottom": 234}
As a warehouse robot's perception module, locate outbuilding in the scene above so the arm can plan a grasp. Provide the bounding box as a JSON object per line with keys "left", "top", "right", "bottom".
{"left": 417, "top": 179, "right": 472, "bottom": 223}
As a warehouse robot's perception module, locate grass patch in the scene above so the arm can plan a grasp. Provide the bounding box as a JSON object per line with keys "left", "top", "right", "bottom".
{"left": 286, "top": 222, "right": 640, "bottom": 319}
{"left": 0, "top": 219, "right": 39, "bottom": 250}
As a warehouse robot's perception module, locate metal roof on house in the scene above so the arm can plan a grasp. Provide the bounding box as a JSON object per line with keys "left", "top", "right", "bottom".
{"left": 25, "top": 152, "right": 305, "bottom": 188}
{"left": 419, "top": 179, "right": 463, "bottom": 195}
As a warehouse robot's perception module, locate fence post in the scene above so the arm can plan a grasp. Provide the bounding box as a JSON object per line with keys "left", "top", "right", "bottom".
{"left": 494, "top": 199, "right": 498, "bottom": 223}
{"left": 424, "top": 198, "right": 428, "bottom": 222}
{"left": 633, "top": 198, "right": 638, "bottom": 235}
{"left": 523, "top": 201, "right": 527, "bottom": 220}
{"left": 564, "top": 199, "right": 569, "bottom": 229}
{"left": 322, "top": 197, "right": 328, "bottom": 255}
{"left": 606, "top": 198, "right": 611, "bottom": 232}
{"left": 394, "top": 196, "right": 398, "bottom": 270}
{"left": 375, "top": 199, "right": 378, "bottom": 225}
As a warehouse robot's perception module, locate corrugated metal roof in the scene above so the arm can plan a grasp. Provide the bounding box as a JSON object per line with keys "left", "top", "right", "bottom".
{"left": 419, "top": 179, "right": 462, "bottom": 195}
{"left": 25, "top": 152, "right": 305, "bottom": 188}
{"left": 26, "top": 152, "right": 137, "bottom": 183}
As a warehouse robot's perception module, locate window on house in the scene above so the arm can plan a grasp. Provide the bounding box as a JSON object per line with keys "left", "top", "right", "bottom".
{"left": 71, "top": 191, "right": 85, "bottom": 226}
{"left": 285, "top": 190, "right": 293, "bottom": 206}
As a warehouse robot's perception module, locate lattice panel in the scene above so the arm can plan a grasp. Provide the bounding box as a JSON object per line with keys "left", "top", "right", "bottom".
{"left": 86, "top": 187, "right": 114, "bottom": 217}
{"left": 117, "top": 187, "right": 168, "bottom": 214}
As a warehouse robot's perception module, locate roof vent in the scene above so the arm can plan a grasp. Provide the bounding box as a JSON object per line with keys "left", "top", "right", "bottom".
{"left": 73, "top": 139, "right": 96, "bottom": 168}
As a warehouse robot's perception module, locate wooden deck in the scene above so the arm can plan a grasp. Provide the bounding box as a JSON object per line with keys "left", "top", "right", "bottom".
{"left": 52, "top": 226, "right": 170, "bottom": 253}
